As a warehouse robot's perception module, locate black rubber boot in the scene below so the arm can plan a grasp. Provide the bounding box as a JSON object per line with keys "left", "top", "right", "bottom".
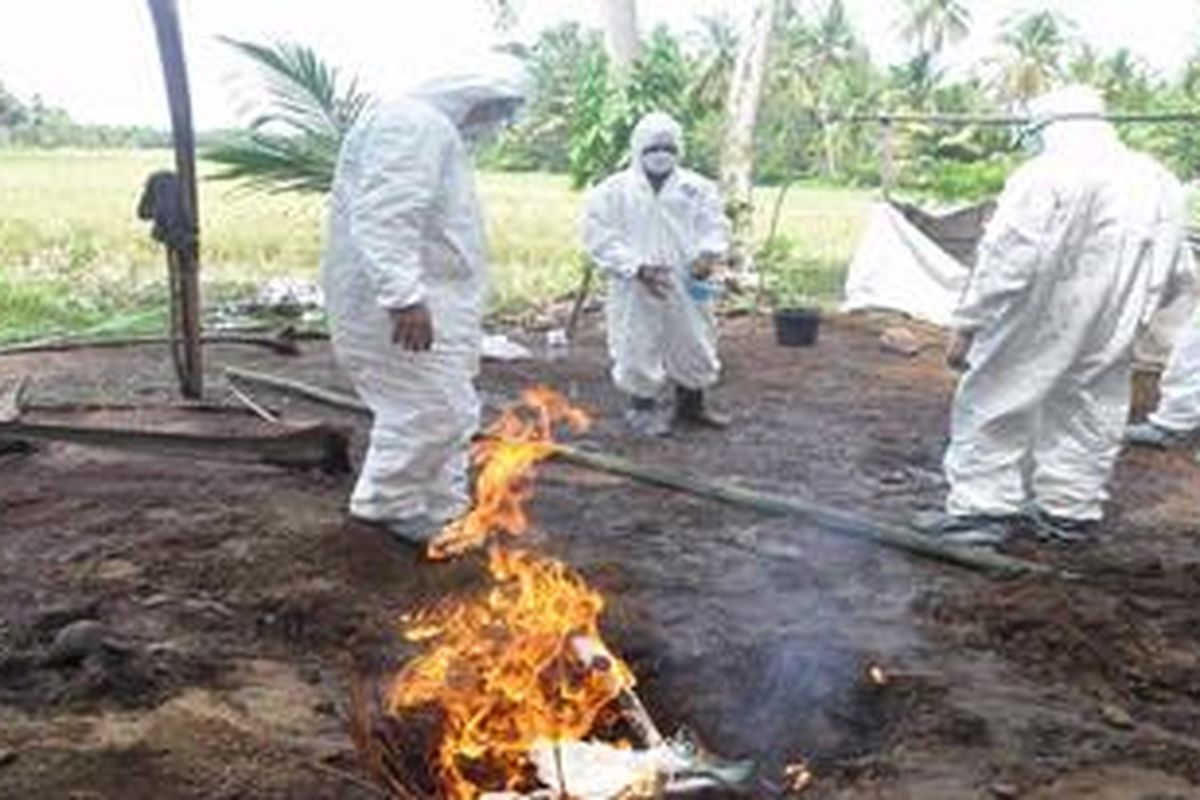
{"left": 624, "top": 396, "right": 670, "bottom": 437}
{"left": 1022, "top": 508, "right": 1098, "bottom": 543}
{"left": 675, "top": 386, "right": 730, "bottom": 429}
{"left": 915, "top": 511, "right": 1016, "bottom": 546}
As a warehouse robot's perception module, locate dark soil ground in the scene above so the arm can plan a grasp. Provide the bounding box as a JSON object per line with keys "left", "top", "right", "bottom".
{"left": 2, "top": 313, "right": 1199, "bottom": 800}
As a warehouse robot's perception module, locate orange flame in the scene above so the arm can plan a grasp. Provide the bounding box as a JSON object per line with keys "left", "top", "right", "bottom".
{"left": 388, "top": 548, "right": 635, "bottom": 798}
{"left": 784, "top": 761, "right": 813, "bottom": 794}
{"left": 429, "top": 386, "right": 590, "bottom": 560}
{"left": 390, "top": 387, "right": 636, "bottom": 798}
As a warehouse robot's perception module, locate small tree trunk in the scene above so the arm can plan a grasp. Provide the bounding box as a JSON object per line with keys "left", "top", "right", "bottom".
{"left": 819, "top": 110, "right": 839, "bottom": 180}
{"left": 880, "top": 118, "right": 897, "bottom": 196}
{"left": 598, "top": 0, "right": 641, "bottom": 71}
{"left": 719, "top": 0, "right": 781, "bottom": 277}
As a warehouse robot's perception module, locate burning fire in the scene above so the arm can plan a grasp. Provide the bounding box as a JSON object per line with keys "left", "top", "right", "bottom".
{"left": 389, "top": 388, "right": 637, "bottom": 798}
{"left": 784, "top": 761, "right": 813, "bottom": 795}
{"left": 388, "top": 548, "right": 635, "bottom": 797}
{"left": 429, "top": 386, "right": 590, "bottom": 560}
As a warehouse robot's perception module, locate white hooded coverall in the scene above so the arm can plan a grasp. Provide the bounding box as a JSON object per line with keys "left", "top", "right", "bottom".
{"left": 321, "top": 62, "right": 527, "bottom": 526}
{"left": 582, "top": 112, "right": 732, "bottom": 399}
{"left": 945, "top": 87, "right": 1194, "bottom": 522}
{"left": 1148, "top": 313, "right": 1200, "bottom": 432}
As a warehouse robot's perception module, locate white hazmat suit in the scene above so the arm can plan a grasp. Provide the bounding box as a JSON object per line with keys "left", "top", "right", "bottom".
{"left": 582, "top": 113, "right": 731, "bottom": 412}
{"left": 321, "top": 60, "right": 528, "bottom": 536}
{"left": 944, "top": 86, "right": 1194, "bottom": 524}
{"left": 1143, "top": 314, "right": 1200, "bottom": 434}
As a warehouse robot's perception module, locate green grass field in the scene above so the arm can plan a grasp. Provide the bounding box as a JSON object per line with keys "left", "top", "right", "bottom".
{"left": 0, "top": 149, "right": 873, "bottom": 343}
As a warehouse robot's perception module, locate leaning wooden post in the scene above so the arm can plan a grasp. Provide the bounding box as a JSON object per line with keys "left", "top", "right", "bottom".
{"left": 147, "top": 0, "right": 203, "bottom": 399}
{"left": 879, "top": 116, "right": 896, "bottom": 197}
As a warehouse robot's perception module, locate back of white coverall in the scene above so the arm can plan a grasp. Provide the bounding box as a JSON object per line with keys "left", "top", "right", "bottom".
{"left": 945, "top": 114, "right": 1193, "bottom": 521}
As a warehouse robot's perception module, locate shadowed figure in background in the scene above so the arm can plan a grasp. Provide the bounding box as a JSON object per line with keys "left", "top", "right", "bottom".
{"left": 321, "top": 55, "right": 531, "bottom": 545}
{"left": 582, "top": 111, "right": 733, "bottom": 438}
{"left": 923, "top": 85, "right": 1195, "bottom": 546}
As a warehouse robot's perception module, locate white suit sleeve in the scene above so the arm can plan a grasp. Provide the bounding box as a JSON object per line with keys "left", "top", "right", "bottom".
{"left": 350, "top": 116, "right": 445, "bottom": 310}
{"left": 582, "top": 182, "right": 640, "bottom": 279}
{"left": 1153, "top": 183, "right": 1197, "bottom": 312}
{"left": 953, "top": 167, "right": 1058, "bottom": 332}
{"left": 693, "top": 179, "right": 731, "bottom": 257}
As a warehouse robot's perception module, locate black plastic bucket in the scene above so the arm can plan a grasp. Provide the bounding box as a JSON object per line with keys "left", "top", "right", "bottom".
{"left": 773, "top": 308, "right": 821, "bottom": 347}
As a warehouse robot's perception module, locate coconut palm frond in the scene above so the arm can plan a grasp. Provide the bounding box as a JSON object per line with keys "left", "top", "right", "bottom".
{"left": 218, "top": 36, "right": 371, "bottom": 137}
{"left": 205, "top": 38, "right": 374, "bottom": 193}
{"left": 205, "top": 131, "right": 339, "bottom": 194}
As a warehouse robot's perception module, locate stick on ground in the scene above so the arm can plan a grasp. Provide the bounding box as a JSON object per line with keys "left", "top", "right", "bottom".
{"left": 225, "top": 366, "right": 370, "bottom": 414}
{"left": 0, "top": 416, "right": 350, "bottom": 473}
{"left": 0, "top": 330, "right": 302, "bottom": 358}
{"left": 223, "top": 367, "right": 1055, "bottom": 578}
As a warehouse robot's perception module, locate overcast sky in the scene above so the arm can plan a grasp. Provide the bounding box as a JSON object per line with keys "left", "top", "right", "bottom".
{"left": 0, "top": 1, "right": 1196, "bottom": 130}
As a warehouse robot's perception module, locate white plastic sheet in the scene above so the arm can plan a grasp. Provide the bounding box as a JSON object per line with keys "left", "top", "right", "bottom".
{"left": 841, "top": 202, "right": 970, "bottom": 326}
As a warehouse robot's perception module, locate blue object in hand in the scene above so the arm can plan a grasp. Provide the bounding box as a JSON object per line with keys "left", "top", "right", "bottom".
{"left": 687, "top": 277, "right": 721, "bottom": 302}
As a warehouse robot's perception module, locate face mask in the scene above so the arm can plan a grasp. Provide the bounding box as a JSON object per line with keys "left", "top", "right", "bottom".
{"left": 642, "top": 150, "right": 678, "bottom": 177}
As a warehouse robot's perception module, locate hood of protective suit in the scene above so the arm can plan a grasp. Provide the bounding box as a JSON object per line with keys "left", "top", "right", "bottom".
{"left": 630, "top": 112, "right": 685, "bottom": 178}
{"left": 408, "top": 53, "right": 532, "bottom": 141}
{"left": 1025, "top": 84, "right": 1118, "bottom": 155}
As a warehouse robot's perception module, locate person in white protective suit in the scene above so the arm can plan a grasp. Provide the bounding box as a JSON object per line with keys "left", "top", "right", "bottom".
{"left": 582, "top": 111, "right": 732, "bottom": 437}
{"left": 1126, "top": 313, "right": 1200, "bottom": 447}
{"left": 924, "top": 85, "right": 1194, "bottom": 545}
{"left": 321, "top": 57, "right": 530, "bottom": 544}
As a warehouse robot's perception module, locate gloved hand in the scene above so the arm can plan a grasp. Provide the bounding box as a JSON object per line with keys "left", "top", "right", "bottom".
{"left": 390, "top": 303, "right": 434, "bottom": 351}
{"left": 636, "top": 264, "right": 673, "bottom": 300}
{"left": 945, "top": 329, "right": 974, "bottom": 372}
{"left": 690, "top": 252, "right": 724, "bottom": 281}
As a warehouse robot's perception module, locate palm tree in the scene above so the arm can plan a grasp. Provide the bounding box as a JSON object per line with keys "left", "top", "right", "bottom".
{"left": 890, "top": 50, "right": 944, "bottom": 110}
{"left": 1100, "top": 48, "right": 1153, "bottom": 108}
{"left": 991, "top": 10, "right": 1076, "bottom": 104}
{"left": 898, "top": 0, "right": 971, "bottom": 59}
{"left": 486, "top": 0, "right": 518, "bottom": 32}
{"left": 773, "top": 0, "right": 861, "bottom": 178}
{"left": 1068, "top": 41, "right": 1102, "bottom": 85}
{"left": 1183, "top": 52, "right": 1200, "bottom": 100}
{"left": 599, "top": 0, "right": 641, "bottom": 70}
{"left": 719, "top": 0, "right": 783, "bottom": 241}
{"left": 205, "top": 38, "right": 371, "bottom": 193}
{"left": 206, "top": 1, "right": 512, "bottom": 194}
{"left": 689, "top": 13, "right": 739, "bottom": 108}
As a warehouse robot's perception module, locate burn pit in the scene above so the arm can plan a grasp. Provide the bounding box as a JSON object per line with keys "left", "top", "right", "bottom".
{"left": 351, "top": 388, "right": 911, "bottom": 799}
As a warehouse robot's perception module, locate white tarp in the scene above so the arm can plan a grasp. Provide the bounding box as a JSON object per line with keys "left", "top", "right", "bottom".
{"left": 841, "top": 200, "right": 1199, "bottom": 365}
{"left": 841, "top": 202, "right": 970, "bottom": 327}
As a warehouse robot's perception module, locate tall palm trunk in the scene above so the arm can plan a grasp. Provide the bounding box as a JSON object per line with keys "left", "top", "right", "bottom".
{"left": 719, "top": 0, "right": 781, "bottom": 274}
{"left": 819, "top": 111, "right": 839, "bottom": 179}
{"left": 598, "top": 0, "right": 641, "bottom": 71}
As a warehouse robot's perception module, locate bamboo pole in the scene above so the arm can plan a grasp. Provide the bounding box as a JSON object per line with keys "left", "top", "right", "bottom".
{"left": 827, "top": 111, "right": 1200, "bottom": 126}
{"left": 221, "top": 367, "right": 1056, "bottom": 577}
{"left": 224, "top": 366, "right": 369, "bottom": 415}
{"left": 0, "top": 330, "right": 301, "bottom": 358}
{"left": 0, "top": 419, "right": 350, "bottom": 472}
{"left": 554, "top": 447, "right": 1055, "bottom": 578}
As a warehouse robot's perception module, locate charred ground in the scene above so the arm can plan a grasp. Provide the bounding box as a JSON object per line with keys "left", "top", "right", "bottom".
{"left": 1, "top": 314, "right": 1198, "bottom": 799}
